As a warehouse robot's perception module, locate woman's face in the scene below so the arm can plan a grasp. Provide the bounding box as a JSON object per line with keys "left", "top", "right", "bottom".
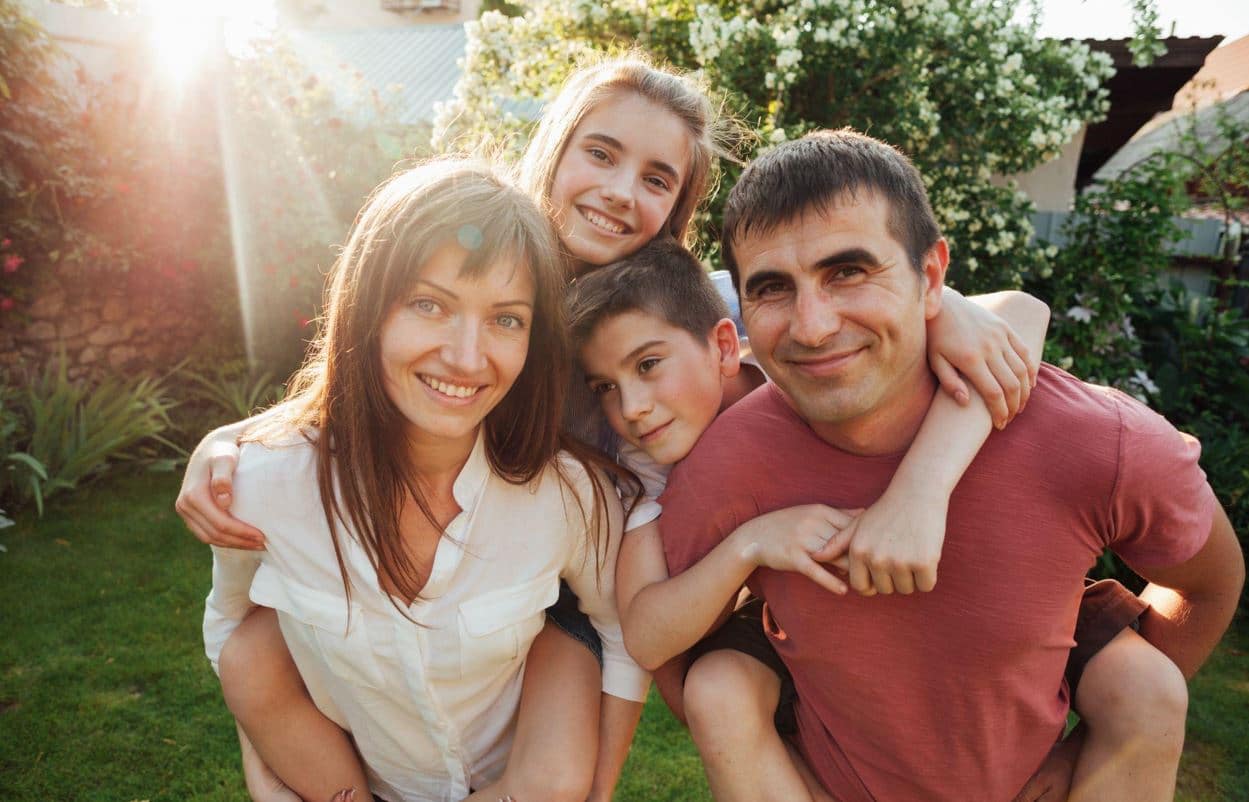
{"left": 379, "top": 241, "right": 535, "bottom": 451}
{"left": 549, "top": 92, "right": 692, "bottom": 274}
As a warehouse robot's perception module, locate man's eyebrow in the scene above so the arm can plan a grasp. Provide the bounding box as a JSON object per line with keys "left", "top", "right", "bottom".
{"left": 583, "top": 133, "right": 681, "bottom": 184}
{"left": 814, "top": 247, "right": 883, "bottom": 270}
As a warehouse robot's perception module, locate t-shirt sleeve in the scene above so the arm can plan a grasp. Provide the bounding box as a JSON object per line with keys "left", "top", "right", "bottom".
{"left": 658, "top": 438, "right": 750, "bottom": 578}
{"left": 1106, "top": 391, "right": 1217, "bottom": 569}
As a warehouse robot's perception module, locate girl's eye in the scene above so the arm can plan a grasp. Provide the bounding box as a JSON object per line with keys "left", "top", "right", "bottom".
{"left": 645, "top": 175, "right": 672, "bottom": 192}
{"left": 590, "top": 381, "right": 617, "bottom": 396}
{"left": 588, "top": 147, "right": 612, "bottom": 163}
{"left": 496, "top": 313, "right": 527, "bottom": 330}
{"left": 638, "top": 357, "right": 661, "bottom": 374}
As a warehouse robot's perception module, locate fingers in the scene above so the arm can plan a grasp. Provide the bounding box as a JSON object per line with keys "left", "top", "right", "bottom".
{"left": 210, "top": 453, "right": 238, "bottom": 510}
{"left": 1006, "top": 329, "right": 1039, "bottom": 388}
{"left": 930, "top": 354, "right": 970, "bottom": 406}
{"left": 987, "top": 352, "right": 1023, "bottom": 424}
{"left": 915, "top": 564, "right": 938, "bottom": 593}
{"left": 797, "top": 555, "right": 848, "bottom": 595}
{"left": 811, "top": 526, "right": 853, "bottom": 562}
{"left": 867, "top": 563, "right": 896, "bottom": 596}
{"left": 848, "top": 553, "right": 874, "bottom": 596}
{"left": 175, "top": 487, "right": 266, "bottom": 550}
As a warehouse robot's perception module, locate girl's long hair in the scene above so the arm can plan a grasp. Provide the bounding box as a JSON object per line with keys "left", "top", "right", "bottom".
{"left": 250, "top": 158, "right": 574, "bottom": 607}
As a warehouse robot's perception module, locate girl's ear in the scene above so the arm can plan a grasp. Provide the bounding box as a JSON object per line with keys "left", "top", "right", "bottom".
{"left": 710, "top": 318, "right": 741, "bottom": 378}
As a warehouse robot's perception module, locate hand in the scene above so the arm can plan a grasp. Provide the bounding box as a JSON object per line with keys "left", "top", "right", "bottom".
{"left": 174, "top": 431, "right": 265, "bottom": 549}
{"left": 814, "top": 488, "right": 946, "bottom": 596}
{"left": 736, "top": 505, "right": 856, "bottom": 595}
{"left": 928, "top": 289, "right": 1036, "bottom": 429}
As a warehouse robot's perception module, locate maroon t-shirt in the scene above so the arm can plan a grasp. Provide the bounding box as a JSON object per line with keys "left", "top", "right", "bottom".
{"left": 660, "top": 365, "right": 1214, "bottom": 802}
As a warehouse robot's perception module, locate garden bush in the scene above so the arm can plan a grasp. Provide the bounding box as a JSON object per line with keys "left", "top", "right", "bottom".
{"left": 0, "top": 356, "right": 177, "bottom": 518}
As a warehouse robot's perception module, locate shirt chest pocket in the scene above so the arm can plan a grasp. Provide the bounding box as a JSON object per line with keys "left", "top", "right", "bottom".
{"left": 254, "top": 569, "right": 387, "bottom": 690}
{"left": 456, "top": 573, "right": 558, "bottom": 679}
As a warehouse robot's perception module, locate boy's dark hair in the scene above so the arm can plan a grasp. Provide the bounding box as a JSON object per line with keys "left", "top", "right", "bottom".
{"left": 720, "top": 129, "right": 941, "bottom": 288}
{"left": 567, "top": 238, "right": 730, "bottom": 351}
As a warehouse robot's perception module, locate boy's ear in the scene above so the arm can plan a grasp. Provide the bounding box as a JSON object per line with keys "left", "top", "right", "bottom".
{"left": 710, "top": 318, "right": 741, "bottom": 378}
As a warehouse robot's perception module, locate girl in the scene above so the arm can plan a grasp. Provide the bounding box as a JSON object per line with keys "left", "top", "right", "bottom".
{"left": 184, "top": 56, "right": 1049, "bottom": 802}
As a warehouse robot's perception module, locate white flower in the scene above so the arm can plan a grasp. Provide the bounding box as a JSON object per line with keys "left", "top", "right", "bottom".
{"left": 1130, "top": 369, "right": 1159, "bottom": 396}
{"left": 1066, "top": 306, "right": 1094, "bottom": 323}
{"left": 769, "top": 127, "right": 788, "bottom": 143}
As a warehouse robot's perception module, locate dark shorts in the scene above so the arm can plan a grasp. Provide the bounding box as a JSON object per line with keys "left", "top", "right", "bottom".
{"left": 545, "top": 580, "right": 604, "bottom": 667}
{"left": 687, "top": 579, "right": 1147, "bottom": 735}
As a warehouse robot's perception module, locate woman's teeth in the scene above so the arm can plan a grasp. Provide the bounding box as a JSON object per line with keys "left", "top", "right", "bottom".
{"left": 420, "top": 375, "right": 480, "bottom": 398}
{"left": 581, "top": 208, "right": 626, "bottom": 234}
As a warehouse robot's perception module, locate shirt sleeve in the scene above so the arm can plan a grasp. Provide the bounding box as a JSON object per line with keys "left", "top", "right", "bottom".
{"left": 1106, "top": 390, "right": 1217, "bottom": 569}
{"left": 658, "top": 438, "right": 748, "bottom": 579}
{"left": 560, "top": 459, "right": 651, "bottom": 703}
{"left": 203, "top": 546, "right": 263, "bottom": 676}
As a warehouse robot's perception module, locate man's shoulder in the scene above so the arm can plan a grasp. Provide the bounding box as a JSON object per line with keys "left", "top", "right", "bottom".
{"left": 1028, "top": 363, "right": 1180, "bottom": 442}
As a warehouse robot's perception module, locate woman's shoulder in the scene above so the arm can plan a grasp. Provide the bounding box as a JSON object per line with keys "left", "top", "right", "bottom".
{"left": 236, "top": 429, "right": 320, "bottom": 493}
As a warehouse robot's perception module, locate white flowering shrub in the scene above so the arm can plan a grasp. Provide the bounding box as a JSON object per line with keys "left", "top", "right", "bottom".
{"left": 436, "top": 0, "right": 1123, "bottom": 293}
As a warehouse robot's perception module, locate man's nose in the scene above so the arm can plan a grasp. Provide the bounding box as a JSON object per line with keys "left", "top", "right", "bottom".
{"left": 789, "top": 289, "right": 841, "bottom": 348}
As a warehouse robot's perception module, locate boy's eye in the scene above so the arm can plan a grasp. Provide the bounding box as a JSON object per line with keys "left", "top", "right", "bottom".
{"left": 638, "top": 357, "right": 661, "bottom": 374}
{"left": 590, "top": 381, "right": 617, "bottom": 396}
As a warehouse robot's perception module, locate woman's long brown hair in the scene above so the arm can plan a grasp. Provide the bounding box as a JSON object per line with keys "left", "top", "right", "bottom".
{"left": 248, "top": 159, "right": 602, "bottom": 609}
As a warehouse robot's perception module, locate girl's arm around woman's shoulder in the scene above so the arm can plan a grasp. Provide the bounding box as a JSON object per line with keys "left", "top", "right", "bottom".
{"left": 552, "top": 453, "right": 650, "bottom": 704}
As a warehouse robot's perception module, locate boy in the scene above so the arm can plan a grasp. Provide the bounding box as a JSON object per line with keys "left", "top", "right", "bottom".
{"left": 567, "top": 239, "right": 1189, "bottom": 801}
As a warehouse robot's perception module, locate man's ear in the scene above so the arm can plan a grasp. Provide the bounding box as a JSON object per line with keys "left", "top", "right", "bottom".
{"left": 922, "top": 237, "right": 950, "bottom": 321}
{"left": 710, "top": 318, "right": 742, "bottom": 378}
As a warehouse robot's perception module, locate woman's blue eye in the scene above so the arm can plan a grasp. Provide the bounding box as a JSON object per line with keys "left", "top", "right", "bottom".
{"left": 497, "top": 313, "right": 526, "bottom": 330}
{"left": 412, "top": 298, "right": 440, "bottom": 313}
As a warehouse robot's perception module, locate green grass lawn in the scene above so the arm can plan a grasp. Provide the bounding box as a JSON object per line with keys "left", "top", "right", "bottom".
{"left": 1, "top": 471, "right": 1245, "bottom": 801}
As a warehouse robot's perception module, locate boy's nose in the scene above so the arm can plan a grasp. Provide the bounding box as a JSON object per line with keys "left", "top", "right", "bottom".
{"left": 619, "top": 384, "right": 652, "bottom": 422}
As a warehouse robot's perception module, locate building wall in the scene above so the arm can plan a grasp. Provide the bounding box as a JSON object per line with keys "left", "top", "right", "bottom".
{"left": 279, "top": 0, "right": 480, "bottom": 29}
{"left": 996, "top": 125, "right": 1087, "bottom": 212}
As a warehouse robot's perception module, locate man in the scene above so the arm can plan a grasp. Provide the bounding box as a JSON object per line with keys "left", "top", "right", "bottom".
{"left": 657, "top": 130, "right": 1243, "bottom": 800}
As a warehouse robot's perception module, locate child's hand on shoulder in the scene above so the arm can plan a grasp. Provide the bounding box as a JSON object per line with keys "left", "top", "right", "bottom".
{"left": 811, "top": 486, "right": 948, "bottom": 596}
{"left": 734, "top": 505, "right": 856, "bottom": 596}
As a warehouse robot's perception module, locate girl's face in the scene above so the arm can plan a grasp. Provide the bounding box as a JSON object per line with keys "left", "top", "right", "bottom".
{"left": 379, "top": 241, "right": 535, "bottom": 453}
{"left": 549, "top": 92, "right": 692, "bottom": 273}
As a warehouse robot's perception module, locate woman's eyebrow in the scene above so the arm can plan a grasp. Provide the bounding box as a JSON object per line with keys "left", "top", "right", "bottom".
{"left": 583, "top": 133, "right": 681, "bottom": 183}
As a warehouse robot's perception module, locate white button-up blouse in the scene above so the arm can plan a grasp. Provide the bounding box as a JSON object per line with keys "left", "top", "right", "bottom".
{"left": 203, "top": 432, "right": 648, "bottom": 802}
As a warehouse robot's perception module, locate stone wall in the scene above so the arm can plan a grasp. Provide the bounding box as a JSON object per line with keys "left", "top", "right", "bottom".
{"left": 0, "top": 272, "right": 215, "bottom": 383}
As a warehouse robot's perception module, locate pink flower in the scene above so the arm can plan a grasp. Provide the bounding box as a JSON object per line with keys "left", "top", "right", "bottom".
{"left": 3, "top": 254, "right": 24, "bottom": 273}
{"left": 0, "top": 297, "right": 14, "bottom": 312}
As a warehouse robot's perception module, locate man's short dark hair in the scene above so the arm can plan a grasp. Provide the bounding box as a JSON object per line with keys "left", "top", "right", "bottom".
{"left": 567, "top": 238, "right": 730, "bottom": 352}
{"left": 720, "top": 129, "right": 941, "bottom": 287}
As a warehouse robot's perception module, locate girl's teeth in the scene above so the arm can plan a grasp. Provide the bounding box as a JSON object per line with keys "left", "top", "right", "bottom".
{"left": 583, "top": 209, "right": 625, "bottom": 234}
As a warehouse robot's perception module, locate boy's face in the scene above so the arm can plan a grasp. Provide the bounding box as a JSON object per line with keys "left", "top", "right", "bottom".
{"left": 580, "top": 310, "right": 736, "bottom": 465}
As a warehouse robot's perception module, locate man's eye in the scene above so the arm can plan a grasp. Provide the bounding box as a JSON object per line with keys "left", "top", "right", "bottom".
{"left": 831, "top": 266, "right": 866, "bottom": 281}
{"left": 753, "top": 282, "right": 787, "bottom": 299}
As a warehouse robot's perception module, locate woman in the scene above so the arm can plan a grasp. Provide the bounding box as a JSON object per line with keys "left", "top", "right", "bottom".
{"left": 203, "top": 158, "right": 642, "bottom": 802}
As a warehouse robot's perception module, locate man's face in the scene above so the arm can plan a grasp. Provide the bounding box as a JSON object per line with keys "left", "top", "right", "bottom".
{"left": 734, "top": 192, "right": 946, "bottom": 447}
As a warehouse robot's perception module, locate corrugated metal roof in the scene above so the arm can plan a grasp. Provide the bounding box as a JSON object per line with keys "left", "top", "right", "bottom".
{"left": 1094, "top": 90, "right": 1249, "bottom": 183}
{"left": 289, "top": 24, "right": 467, "bottom": 125}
